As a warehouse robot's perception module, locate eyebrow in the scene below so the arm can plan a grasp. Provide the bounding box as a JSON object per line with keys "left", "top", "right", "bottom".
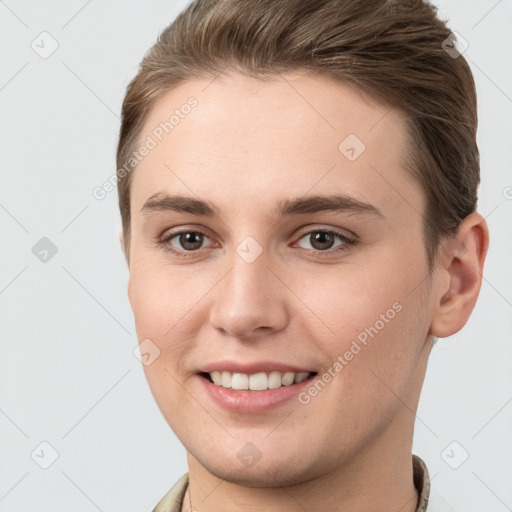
{"left": 140, "top": 192, "right": 385, "bottom": 219}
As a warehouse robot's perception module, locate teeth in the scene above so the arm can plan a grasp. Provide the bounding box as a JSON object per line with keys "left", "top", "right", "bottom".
{"left": 208, "top": 370, "right": 312, "bottom": 390}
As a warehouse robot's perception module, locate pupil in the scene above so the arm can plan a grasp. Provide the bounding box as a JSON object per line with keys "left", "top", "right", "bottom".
{"left": 311, "top": 232, "right": 334, "bottom": 250}
{"left": 181, "top": 232, "right": 203, "bottom": 250}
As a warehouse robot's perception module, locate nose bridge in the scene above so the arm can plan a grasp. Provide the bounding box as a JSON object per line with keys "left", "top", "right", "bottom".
{"left": 209, "top": 239, "right": 287, "bottom": 338}
{"left": 231, "top": 241, "right": 271, "bottom": 302}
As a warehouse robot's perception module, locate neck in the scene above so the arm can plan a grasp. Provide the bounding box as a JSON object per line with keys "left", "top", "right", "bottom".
{"left": 182, "top": 413, "right": 420, "bottom": 512}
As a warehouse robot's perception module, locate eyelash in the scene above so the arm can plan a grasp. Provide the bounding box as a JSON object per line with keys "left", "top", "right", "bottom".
{"left": 156, "top": 227, "right": 358, "bottom": 258}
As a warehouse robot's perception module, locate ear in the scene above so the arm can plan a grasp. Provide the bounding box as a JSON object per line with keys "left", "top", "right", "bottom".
{"left": 430, "top": 212, "right": 489, "bottom": 338}
{"left": 119, "top": 227, "right": 129, "bottom": 268}
{"left": 118, "top": 227, "right": 124, "bottom": 252}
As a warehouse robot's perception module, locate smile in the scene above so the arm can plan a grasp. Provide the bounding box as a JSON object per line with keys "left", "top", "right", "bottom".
{"left": 198, "top": 371, "right": 318, "bottom": 413}
{"left": 203, "top": 370, "right": 315, "bottom": 390}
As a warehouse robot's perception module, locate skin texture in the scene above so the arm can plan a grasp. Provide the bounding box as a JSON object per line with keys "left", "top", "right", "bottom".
{"left": 123, "top": 70, "right": 489, "bottom": 512}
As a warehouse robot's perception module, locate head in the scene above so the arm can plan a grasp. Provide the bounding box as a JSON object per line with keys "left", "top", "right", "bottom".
{"left": 117, "top": 0, "right": 488, "bottom": 487}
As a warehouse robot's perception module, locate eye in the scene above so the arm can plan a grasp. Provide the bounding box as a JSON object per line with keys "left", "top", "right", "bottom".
{"left": 294, "top": 228, "right": 356, "bottom": 254}
{"left": 157, "top": 227, "right": 357, "bottom": 258}
{"left": 159, "top": 229, "right": 214, "bottom": 255}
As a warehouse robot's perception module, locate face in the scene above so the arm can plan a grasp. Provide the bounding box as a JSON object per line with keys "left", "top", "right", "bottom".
{"left": 127, "top": 71, "right": 435, "bottom": 486}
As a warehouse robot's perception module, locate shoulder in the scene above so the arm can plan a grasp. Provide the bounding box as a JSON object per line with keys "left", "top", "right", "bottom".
{"left": 413, "top": 454, "right": 430, "bottom": 511}
{"left": 151, "top": 472, "right": 189, "bottom": 512}
{"left": 413, "top": 455, "right": 456, "bottom": 512}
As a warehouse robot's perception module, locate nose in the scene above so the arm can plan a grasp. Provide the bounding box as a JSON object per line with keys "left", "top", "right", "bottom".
{"left": 209, "top": 247, "right": 288, "bottom": 341}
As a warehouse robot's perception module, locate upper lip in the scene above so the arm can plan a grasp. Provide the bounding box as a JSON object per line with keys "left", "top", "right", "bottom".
{"left": 199, "top": 360, "right": 315, "bottom": 375}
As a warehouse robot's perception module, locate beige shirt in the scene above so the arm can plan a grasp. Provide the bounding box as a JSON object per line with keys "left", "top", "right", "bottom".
{"left": 151, "top": 454, "right": 451, "bottom": 512}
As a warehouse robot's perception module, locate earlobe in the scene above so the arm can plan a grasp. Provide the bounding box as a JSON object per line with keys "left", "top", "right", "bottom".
{"left": 430, "top": 213, "right": 489, "bottom": 339}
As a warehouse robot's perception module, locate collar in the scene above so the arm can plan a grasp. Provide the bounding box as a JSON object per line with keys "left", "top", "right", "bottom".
{"left": 413, "top": 453, "right": 431, "bottom": 511}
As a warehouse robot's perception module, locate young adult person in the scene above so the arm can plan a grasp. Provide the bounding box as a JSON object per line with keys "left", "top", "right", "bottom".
{"left": 116, "top": 1, "right": 489, "bottom": 510}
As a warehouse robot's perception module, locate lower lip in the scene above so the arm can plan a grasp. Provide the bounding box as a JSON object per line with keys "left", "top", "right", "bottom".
{"left": 197, "top": 373, "right": 317, "bottom": 413}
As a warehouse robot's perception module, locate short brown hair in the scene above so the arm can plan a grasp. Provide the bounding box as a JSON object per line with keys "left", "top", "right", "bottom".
{"left": 116, "top": 0, "right": 479, "bottom": 271}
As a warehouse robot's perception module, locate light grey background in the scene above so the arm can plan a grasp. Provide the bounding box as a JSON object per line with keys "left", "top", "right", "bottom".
{"left": 1, "top": 1, "right": 511, "bottom": 511}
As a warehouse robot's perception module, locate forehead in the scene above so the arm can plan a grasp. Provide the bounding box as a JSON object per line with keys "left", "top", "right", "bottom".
{"left": 130, "top": 71, "right": 422, "bottom": 220}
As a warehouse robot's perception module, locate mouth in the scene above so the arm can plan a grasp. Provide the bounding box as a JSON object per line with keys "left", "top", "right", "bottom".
{"left": 199, "top": 370, "right": 318, "bottom": 390}
{"left": 197, "top": 370, "right": 319, "bottom": 413}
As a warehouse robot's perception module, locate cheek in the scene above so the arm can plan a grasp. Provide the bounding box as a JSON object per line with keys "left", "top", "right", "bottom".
{"left": 297, "top": 260, "right": 428, "bottom": 388}
{"left": 297, "top": 263, "right": 406, "bottom": 344}
{"left": 128, "top": 261, "right": 214, "bottom": 380}
{"left": 128, "top": 261, "right": 185, "bottom": 331}
{"left": 128, "top": 266, "right": 200, "bottom": 424}
{"left": 128, "top": 265, "right": 189, "bottom": 374}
